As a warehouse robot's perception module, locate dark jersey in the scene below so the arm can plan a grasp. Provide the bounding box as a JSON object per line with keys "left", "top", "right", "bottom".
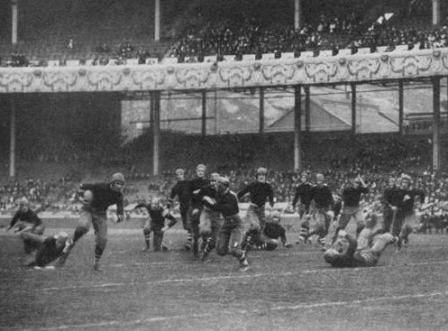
{"left": 325, "top": 235, "right": 358, "bottom": 268}
{"left": 33, "top": 237, "right": 65, "bottom": 267}
{"left": 189, "top": 177, "right": 210, "bottom": 208}
{"left": 80, "top": 183, "right": 124, "bottom": 215}
{"left": 383, "top": 186, "right": 401, "bottom": 207}
{"left": 310, "top": 185, "right": 334, "bottom": 209}
{"left": 264, "top": 223, "right": 287, "bottom": 243}
{"left": 211, "top": 191, "right": 240, "bottom": 217}
{"left": 292, "top": 183, "right": 313, "bottom": 207}
{"left": 198, "top": 184, "right": 219, "bottom": 208}
{"left": 169, "top": 180, "right": 191, "bottom": 208}
{"left": 333, "top": 200, "right": 342, "bottom": 218}
{"left": 10, "top": 209, "right": 43, "bottom": 228}
{"left": 137, "top": 204, "right": 177, "bottom": 229}
{"left": 237, "top": 182, "right": 274, "bottom": 208}
{"left": 396, "top": 188, "right": 425, "bottom": 214}
{"left": 342, "top": 186, "right": 369, "bottom": 207}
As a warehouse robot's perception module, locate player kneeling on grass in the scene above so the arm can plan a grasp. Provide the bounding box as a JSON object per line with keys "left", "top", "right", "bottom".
{"left": 324, "top": 213, "right": 395, "bottom": 268}
{"left": 57, "top": 173, "right": 126, "bottom": 271}
{"left": 136, "top": 197, "right": 177, "bottom": 252}
{"left": 21, "top": 231, "right": 71, "bottom": 270}
{"left": 253, "top": 211, "right": 293, "bottom": 250}
{"left": 203, "top": 176, "right": 249, "bottom": 271}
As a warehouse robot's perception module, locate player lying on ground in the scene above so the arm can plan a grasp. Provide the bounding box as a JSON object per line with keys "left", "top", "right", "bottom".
{"left": 324, "top": 224, "right": 395, "bottom": 268}
{"left": 20, "top": 231, "right": 71, "bottom": 270}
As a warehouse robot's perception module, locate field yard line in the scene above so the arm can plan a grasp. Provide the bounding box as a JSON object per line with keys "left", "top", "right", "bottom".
{"left": 39, "top": 259, "right": 448, "bottom": 292}
{"left": 105, "top": 254, "right": 448, "bottom": 269}
{"left": 28, "top": 289, "right": 448, "bottom": 331}
{"left": 266, "top": 290, "right": 446, "bottom": 311}
{"left": 40, "top": 272, "right": 294, "bottom": 291}
{"left": 302, "top": 259, "right": 448, "bottom": 274}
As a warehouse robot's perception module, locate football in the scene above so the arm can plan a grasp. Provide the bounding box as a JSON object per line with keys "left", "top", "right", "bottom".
{"left": 81, "top": 190, "right": 93, "bottom": 205}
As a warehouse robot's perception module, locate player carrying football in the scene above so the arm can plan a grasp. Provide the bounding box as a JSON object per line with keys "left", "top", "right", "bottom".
{"left": 57, "top": 172, "right": 126, "bottom": 271}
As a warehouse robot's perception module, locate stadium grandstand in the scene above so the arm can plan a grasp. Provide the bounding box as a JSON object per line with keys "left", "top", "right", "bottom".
{"left": 0, "top": 0, "right": 447, "bottom": 211}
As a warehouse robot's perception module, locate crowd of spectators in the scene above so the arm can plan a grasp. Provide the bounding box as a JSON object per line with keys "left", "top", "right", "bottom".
{"left": 170, "top": 0, "right": 448, "bottom": 60}
{"left": 0, "top": 172, "right": 80, "bottom": 213}
{"left": 1, "top": 0, "right": 447, "bottom": 68}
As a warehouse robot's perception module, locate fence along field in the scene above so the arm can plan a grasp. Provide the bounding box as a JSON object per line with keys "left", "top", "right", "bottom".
{"left": 1, "top": 215, "right": 448, "bottom": 331}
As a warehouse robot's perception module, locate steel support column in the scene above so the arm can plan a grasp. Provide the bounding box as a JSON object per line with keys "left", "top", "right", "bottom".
{"left": 351, "top": 83, "right": 357, "bottom": 135}
{"left": 294, "top": 85, "right": 302, "bottom": 171}
{"left": 9, "top": 95, "right": 16, "bottom": 178}
{"left": 152, "top": 91, "right": 161, "bottom": 175}
{"left": 398, "top": 81, "right": 404, "bottom": 135}
{"left": 432, "top": 77, "right": 441, "bottom": 172}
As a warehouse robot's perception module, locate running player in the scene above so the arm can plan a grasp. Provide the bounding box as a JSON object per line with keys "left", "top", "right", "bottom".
{"left": 57, "top": 173, "right": 126, "bottom": 271}
{"left": 238, "top": 167, "right": 274, "bottom": 252}
{"left": 168, "top": 168, "right": 191, "bottom": 250}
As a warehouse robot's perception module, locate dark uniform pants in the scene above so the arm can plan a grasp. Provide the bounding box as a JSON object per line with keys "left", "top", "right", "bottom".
{"left": 217, "top": 214, "right": 245, "bottom": 259}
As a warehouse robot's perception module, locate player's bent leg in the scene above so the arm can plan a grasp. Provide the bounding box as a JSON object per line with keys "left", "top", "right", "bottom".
{"left": 73, "top": 209, "right": 92, "bottom": 243}
{"left": 142, "top": 228, "right": 151, "bottom": 252}
{"left": 357, "top": 228, "right": 373, "bottom": 250}
{"left": 92, "top": 213, "right": 108, "bottom": 271}
{"left": 255, "top": 206, "right": 267, "bottom": 234}
{"left": 246, "top": 205, "right": 261, "bottom": 233}
{"left": 354, "top": 250, "right": 379, "bottom": 267}
{"left": 216, "top": 228, "right": 230, "bottom": 256}
{"left": 371, "top": 233, "right": 395, "bottom": 254}
{"left": 153, "top": 229, "right": 164, "bottom": 252}
{"left": 199, "top": 210, "right": 212, "bottom": 237}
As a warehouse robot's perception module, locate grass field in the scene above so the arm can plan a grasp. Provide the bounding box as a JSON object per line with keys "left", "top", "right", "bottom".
{"left": 1, "top": 219, "right": 448, "bottom": 331}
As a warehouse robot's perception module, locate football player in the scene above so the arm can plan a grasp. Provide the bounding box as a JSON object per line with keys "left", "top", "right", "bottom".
{"left": 168, "top": 168, "right": 191, "bottom": 251}
{"left": 324, "top": 215, "right": 395, "bottom": 268}
{"left": 237, "top": 167, "right": 274, "bottom": 253}
{"left": 207, "top": 176, "right": 249, "bottom": 271}
{"left": 7, "top": 197, "right": 46, "bottom": 254}
{"left": 57, "top": 173, "right": 126, "bottom": 271}
{"left": 187, "top": 164, "right": 210, "bottom": 256}
{"left": 136, "top": 197, "right": 177, "bottom": 252}
{"left": 21, "top": 231, "right": 71, "bottom": 270}
{"left": 197, "top": 173, "right": 223, "bottom": 261}
{"left": 253, "top": 211, "right": 293, "bottom": 250}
